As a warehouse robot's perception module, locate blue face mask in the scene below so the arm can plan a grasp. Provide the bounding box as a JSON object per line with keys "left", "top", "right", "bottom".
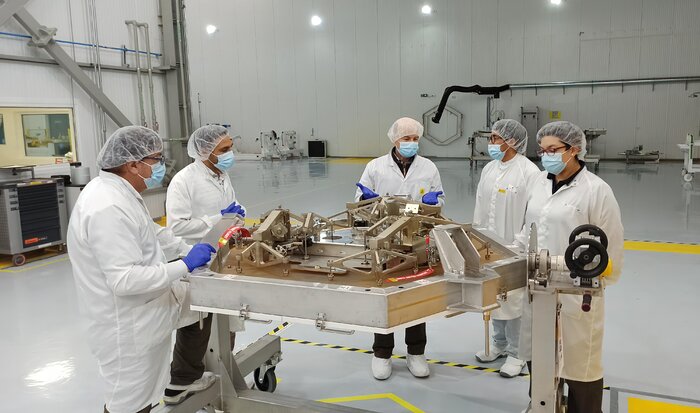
{"left": 140, "top": 161, "right": 166, "bottom": 189}
{"left": 214, "top": 151, "right": 235, "bottom": 171}
{"left": 488, "top": 144, "right": 505, "bottom": 161}
{"left": 541, "top": 151, "right": 570, "bottom": 175}
{"left": 398, "top": 141, "right": 419, "bottom": 158}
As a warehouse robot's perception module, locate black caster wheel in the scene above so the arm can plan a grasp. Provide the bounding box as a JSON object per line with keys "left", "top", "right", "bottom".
{"left": 12, "top": 254, "right": 26, "bottom": 267}
{"left": 254, "top": 366, "right": 277, "bottom": 393}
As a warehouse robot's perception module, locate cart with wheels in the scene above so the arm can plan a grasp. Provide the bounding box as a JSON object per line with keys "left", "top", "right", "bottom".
{"left": 679, "top": 134, "right": 700, "bottom": 182}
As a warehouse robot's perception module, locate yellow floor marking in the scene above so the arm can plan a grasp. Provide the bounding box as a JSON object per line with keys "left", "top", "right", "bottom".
{"left": 327, "top": 157, "right": 373, "bottom": 165}
{"left": 624, "top": 241, "right": 700, "bottom": 255}
{"left": 319, "top": 393, "right": 425, "bottom": 413}
{"left": 629, "top": 397, "right": 700, "bottom": 412}
{"left": 0, "top": 257, "right": 69, "bottom": 273}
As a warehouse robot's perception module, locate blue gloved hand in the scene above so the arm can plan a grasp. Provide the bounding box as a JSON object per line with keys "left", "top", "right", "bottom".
{"left": 356, "top": 183, "right": 379, "bottom": 200}
{"left": 221, "top": 201, "right": 246, "bottom": 217}
{"left": 182, "top": 243, "right": 216, "bottom": 272}
{"left": 421, "top": 191, "right": 443, "bottom": 205}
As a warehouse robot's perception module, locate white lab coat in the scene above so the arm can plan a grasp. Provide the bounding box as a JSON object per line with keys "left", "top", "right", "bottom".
{"left": 517, "top": 167, "right": 624, "bottom": 382}
{"left": 67, "top": 171, "right": 193, "bottom": 413}
{"left": 354, "top": 151, "right": 445, "bottom": 205}
{"left": 166, "top": 161, "right": 246, "bottom": 332}
{"left": 166, "top": 161, "right": 240, "bottom": 245}
{"left": 473, "top": 155, "right": 540, "bottom": 320}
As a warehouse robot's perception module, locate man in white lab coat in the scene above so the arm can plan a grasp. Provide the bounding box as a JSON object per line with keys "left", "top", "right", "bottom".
{"left": 472, "top": 119, "right": 540, "bottom": 378}
{"left": 355, "top": 117, "right": 445, "bottom": 380}
{"left": 167, "top": 124, "right": 245, "bottom": 245}
{"left": 166, "top": 124, "right": 246, "bottom": 373}
{"left": 67, "top": 126, "right": 217, "bottom": 413}
{"left": 518, "top": 121, "right": 624, "bottom": 413}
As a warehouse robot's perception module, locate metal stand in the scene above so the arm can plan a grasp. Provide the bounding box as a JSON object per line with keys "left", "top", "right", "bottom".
{"left": 164, "top": 313, "right": 371, "bottom": 413}
{"left": 679, "top": 134, "right": 700, "bottom": 182}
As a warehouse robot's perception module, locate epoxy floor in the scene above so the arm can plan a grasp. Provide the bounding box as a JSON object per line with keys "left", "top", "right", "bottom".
{"left": 1, "top": 158, "right": 699, "bottom": 412}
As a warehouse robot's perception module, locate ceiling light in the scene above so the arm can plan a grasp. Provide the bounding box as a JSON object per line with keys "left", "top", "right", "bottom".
{"left": 421, "top": 5, "right": 432, "bottom": 14}
{"left": 311, "top": 15, "right": 322, "bottom": 26}
{"left": 205, "top": 25, "right": 217, "bottom": 35}
{"left": 550, "top": 0, "right": 562, "bottom": 5}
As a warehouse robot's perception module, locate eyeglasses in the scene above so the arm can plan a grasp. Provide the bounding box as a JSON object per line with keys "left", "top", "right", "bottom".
{"left": 143, "top": 155, "right": 166, "bottom": 165}
{"left": 489, "top": 134, "right": 505, "bottom": 144}
{"left": 537, "top": 146, "right": 568, "bottom": 156}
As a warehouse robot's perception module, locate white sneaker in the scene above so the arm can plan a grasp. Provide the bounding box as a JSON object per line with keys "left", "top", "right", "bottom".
{"left": 406, "top": 354, "right": 430, "bottom": 378}
{"left": 499, "top": 356, "right": 526, "bottom": 378}
{"left": 475, "top": 346, "right": 506, "bottom": 363}
{"left": 164, "top": 372, "right": 216, "bottom": 404}
{"left": 372, "top": 356, "right": 392, "bottom": 380}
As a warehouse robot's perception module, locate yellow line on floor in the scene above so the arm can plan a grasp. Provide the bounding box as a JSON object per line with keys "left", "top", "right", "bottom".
{"left": 629, "top": 397, "right": 700, "bottom": 412}
{"left": 0, "top": 257, "right": 69, "bottom": 273}
{"left": 326, "top": 157, "right": 373, "bottom": 165}
{"left": 624, "top": 240, "right": 700, "bottom": 255}
{"left": 318, "top": 393, "right": 425, "bottom": 413}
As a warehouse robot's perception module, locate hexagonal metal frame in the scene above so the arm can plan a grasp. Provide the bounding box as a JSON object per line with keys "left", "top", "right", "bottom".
{"left": 422, "top": 104, "right": 463, "bottom": 146}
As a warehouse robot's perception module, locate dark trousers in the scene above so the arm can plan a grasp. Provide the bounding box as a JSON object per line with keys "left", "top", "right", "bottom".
{"left": 373, "top": 322, "right": 426, "bottom": 359}
{"left": 527, "top": 361, "right": 603, "bottom": 413}
{"left": 170, "top": 314, "right": 214, "bottom": 386}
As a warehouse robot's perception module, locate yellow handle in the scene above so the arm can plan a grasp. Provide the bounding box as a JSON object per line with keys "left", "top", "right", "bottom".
{"left": 601, "top": 259, "right": 613, "bottom": 277}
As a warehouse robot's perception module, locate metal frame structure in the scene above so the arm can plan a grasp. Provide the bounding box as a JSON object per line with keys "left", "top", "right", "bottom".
{"left": 174, "top": 200, "right": 611, "bottom": 413}
{"left": 4, "top": 2, "right": 131, "bottom": 127}
{"left": 679, "top": 133, "right": 700, "bottom": 182}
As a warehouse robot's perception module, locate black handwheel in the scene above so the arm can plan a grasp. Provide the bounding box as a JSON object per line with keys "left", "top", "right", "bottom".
{"left": 254, "top": 366, "right": 277, "bottom": 393}
{"left": 568, "top": 224, "right": 608, "bottom": 249}
{"left": 565, "top": 238, "right": 608, "bottom": 279}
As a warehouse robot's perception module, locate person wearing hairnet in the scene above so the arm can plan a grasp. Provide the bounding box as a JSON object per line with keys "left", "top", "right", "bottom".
{"left": 167, "top": 125, "right": 245, "bottom": 245}
{"left": 166, "top": 124, "right": 247, "bottom": 386}
{"left": 67, "top": 126, "right": 217, "bottom": 413}
{"left": 354, "top": 117, "right": 444, "bottom": 380}
{"left": 472, "top": 119, "right": 540, "bottom": 378}
{"left": 517, "top": 121, "right": 624, "bottom": 413}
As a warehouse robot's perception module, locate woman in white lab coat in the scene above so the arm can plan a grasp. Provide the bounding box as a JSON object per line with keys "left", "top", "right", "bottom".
{"left": 166, "top": 124, "right": 245, "bottom": 245}
{"left": 519, "top": 121, "right": 624, "bottom": 413}
{"left": 68, "top": 127, "right": 216, "bottom": 413}
{"left": 355, "top": 117, "right": 445, "bottom": 381}
{"left": 472, "top": 119, "right": 540, "bottom": 378}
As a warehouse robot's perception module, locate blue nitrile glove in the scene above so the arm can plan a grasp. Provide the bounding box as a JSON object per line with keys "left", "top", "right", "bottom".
{"left": 421, "top": 191, "right": 443, "bottom": 205}
{"left": 221, "top": 201, "right": 246, "bottom": 217}
{"left": 182, "top": 243, "right": 216, "bottom": 272}
{"left": 356, "top": 183, "right": 379, "bottom": 200}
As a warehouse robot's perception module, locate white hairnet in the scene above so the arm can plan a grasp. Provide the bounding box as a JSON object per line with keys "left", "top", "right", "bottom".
{"left": 387, "top": 117, "right": 424, "bottom": 143}
{"left": 187, "top": 125, "right": 230, "bottom": 161}
{"left": 537, "top": 121, "right": 587, "bottom": 159}
{"left": 97, "top": 126, "right": 163, "bottom": 170}
{"left": 491, "top": 119, "right": 528, "bottom": 154}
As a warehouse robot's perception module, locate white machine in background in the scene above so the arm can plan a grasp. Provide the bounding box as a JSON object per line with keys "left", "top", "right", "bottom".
{"left": 679, "top": 134, "right": 700, "bottom": 182}
{"left": 583, "top": 128, "right": 607, "bottom": 173}
{"left": 257, "top": 130, "right": 304, "bottom": 161}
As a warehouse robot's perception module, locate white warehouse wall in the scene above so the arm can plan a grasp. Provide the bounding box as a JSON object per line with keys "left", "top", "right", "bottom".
{"left": 0, "top": 0, "right": 169, "bottom": 173}
{"left": 186, "top": 0, "right": 700, "bottom": 159}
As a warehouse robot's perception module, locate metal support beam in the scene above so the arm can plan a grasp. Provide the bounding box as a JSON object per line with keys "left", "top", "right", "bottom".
{"left": 159, "top": 0, "right": 192, "bottom": 175}
{"left": 12, "top": 8, "right": 131, "bottom": 127}
{"left": 0, "top": 0, "right": 29, "bottom": 27}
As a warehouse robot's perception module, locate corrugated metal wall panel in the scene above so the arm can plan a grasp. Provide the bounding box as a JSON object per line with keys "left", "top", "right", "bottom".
{"left": 185, "top": 0, "right": 700, "bottom": 159}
